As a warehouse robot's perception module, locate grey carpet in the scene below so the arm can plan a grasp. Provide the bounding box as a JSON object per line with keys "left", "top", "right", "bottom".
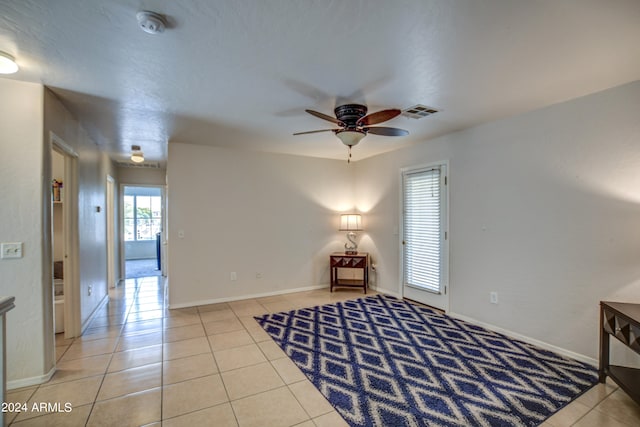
{"left": 125, "top": 258, "right": 161, "bottom": 278}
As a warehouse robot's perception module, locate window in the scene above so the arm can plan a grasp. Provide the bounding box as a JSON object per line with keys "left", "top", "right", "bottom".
{"left": 402, "top": 165, "right": 446, "bottom": 294}
{"left": 124, "top": 194, "right": 162, "bottom": 241}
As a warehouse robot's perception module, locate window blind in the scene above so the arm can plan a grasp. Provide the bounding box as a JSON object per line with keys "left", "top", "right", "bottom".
{"left": 403, "top": 167, "right": 442, "bottom": 294}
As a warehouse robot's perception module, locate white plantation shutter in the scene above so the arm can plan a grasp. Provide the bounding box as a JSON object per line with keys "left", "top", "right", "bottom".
{"left": 403, "top": 166, "right": 444, "bottom": 294}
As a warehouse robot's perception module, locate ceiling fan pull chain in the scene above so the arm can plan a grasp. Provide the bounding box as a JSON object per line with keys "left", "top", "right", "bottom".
{"left": 348, "top": 146, "right": 352, "bottom": 163}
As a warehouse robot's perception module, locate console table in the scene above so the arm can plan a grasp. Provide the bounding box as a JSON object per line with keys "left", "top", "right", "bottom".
{"left": 330, "top": 252, "right": 369, "bottom": 293}
{"left": 599, "top": 301, "right": 640, "bottom": 406}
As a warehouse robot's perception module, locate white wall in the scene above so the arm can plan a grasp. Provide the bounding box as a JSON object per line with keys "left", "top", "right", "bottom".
{"left": 0, "top": 79, "right": 49, "bottom": 383}
{"left": 118, "top": 166, "right": 166, "bottom": 186}
{"left": 0, "top": 81, "right": 119, "bottom": 386}
{"left": 167, "top": 143, "right": 354, "bottom": 307}
{"left": 355, "top": 81, "right": 640, "bottom": 361}
{"left": 125, "top": 241, "right": 157, "bottom": 260}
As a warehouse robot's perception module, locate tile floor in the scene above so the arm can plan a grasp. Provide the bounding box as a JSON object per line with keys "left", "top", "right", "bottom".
{"left": 5, "top": 277, "right": 640, "bottom": 426}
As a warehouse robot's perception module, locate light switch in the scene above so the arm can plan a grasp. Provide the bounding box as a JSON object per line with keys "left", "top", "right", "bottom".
{"left": 1, "top": 242, "right": 23, "bottom": 259}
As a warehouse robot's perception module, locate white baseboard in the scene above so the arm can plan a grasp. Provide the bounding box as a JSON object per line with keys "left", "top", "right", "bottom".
{"left": 168, "top": 284, "right": 329, "bottom": 309}
{"left": 448, "top": 311, "right": 597, "bottom": 367}
{"left": 371, "top": 286, "right": 402, "bottom": 299}
{"left": 7, "top": 366, "right": 55, "bottom": 390}
{"left": 80, "top": 293, "right": 109, "bottom": 334}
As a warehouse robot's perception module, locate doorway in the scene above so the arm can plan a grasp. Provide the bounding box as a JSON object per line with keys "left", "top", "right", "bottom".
{"left": 106, "top": 176, "right": 116, "bottom": 288}
{"left": 122, "top": 185, "right": 164, "bottom": 279}
{"left": 401, "top": 163, "right": 449, "bottom": 311}
{"left": 50, "top": 133, "right": 80, "bottom": 338}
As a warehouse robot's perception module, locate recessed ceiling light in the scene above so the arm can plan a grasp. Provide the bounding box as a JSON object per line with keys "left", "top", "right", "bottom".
{"left": 0, "top": 51, "right": 19, "bottom": 74}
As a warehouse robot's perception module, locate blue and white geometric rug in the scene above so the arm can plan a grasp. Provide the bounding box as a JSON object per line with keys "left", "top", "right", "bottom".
{"left": 255, "top": 294, "right": 597, "bottom": 427}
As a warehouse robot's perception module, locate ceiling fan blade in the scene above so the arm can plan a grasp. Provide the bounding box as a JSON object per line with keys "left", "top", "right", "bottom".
{"left": 366, "top": 127, "right": 409, "bottom": 136}
{"left": 305, "top": 109, "right": 343, "bottom": 125}
{"left": 357, "top": 109, "right": 401, "bottom": 126}
{"left": 293, "top": 129, "right": 337, "bottom": 135}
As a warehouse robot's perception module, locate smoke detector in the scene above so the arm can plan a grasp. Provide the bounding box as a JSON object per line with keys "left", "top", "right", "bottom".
{"left": 136, "top": 11, "right": 167, "bottom": 34}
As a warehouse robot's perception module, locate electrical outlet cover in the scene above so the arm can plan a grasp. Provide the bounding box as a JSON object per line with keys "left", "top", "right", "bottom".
{"left": 1, "top": 242, "right": 23, "bottom": 259}
{"left": 490, "top": 292, "right": 498, "bottom": 304}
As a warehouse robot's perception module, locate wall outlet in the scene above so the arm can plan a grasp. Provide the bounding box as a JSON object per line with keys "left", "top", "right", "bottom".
{"left": 88, "top": 285, "right": 93, "bottom": 296}
{"left": 230, "top": 272, "right": 237, "bottom": 281}
{"left": 490, "top": 292, "right": 498, "bottom": 304}
{"left": 256, "top": 272, "right": 262, "bottom": 279}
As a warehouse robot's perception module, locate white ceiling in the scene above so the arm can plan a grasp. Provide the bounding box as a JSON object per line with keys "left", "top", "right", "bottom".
{"left": 1, "top": 0, "right": 639, "bottom": 164}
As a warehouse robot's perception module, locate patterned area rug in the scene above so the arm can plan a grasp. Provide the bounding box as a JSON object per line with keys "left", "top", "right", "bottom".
{"left": 255, "top": 295, "right": 597, "bottom": 426}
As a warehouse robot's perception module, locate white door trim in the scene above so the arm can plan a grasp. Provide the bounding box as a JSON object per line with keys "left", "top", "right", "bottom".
{"left": 120, "top": 183, "right": 165, "bottom": 279}
{"left": 50, "top": 132, "right": 81, "bottom": 338}
{"left": 106, "top": 175, "right": 116, "bottom": 288}
{"left": 399, "top": 160, "right": 450, "bottom": 311}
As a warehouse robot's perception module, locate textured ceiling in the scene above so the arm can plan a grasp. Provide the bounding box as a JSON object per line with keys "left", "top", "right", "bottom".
{"left": 1, "top": 0, "right": 639, "bottom": 164}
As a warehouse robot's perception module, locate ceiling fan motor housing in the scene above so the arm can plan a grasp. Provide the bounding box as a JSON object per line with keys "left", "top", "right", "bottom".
{"left": 334, "top": 104, "right": 368, "bottom": 128}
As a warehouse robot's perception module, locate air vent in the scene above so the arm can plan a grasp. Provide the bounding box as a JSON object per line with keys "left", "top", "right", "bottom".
{"left": 116, "top": 161, "right": 161, "bottom": 169}
{"left": 402, "top": 104, "right": 439, "bottom": 119}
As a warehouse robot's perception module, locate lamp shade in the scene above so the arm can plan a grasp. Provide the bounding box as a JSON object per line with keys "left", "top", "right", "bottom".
{"left": 339, "top": 214, "right": 362, "bottom": 231}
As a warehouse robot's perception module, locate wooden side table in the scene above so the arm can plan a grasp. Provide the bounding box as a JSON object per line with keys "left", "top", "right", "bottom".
{"left": 330, "top": 252, "right": 369, "bottom": 293}
{"left": 599, "top": 301, "right": 640, "bottom": 406}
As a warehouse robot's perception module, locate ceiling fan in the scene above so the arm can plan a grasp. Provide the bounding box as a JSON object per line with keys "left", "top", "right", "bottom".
{"left": 293, "top": 104, "right": 409, "bottom": 162}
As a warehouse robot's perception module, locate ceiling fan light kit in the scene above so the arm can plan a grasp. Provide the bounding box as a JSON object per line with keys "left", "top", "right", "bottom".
{"left": 336, "top": 130, "right": 366, "bottom": 147}
{"left": 294, "top": 103, "right": 408, "bottom": 162}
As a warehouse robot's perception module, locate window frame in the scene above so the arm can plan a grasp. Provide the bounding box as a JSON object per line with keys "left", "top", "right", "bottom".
{"left": 123, "top": 194, "right": 162, "bottom": 242}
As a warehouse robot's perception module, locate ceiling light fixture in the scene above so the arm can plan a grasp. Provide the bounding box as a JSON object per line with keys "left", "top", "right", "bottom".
{"left": 131, "top": 145, "right": 144, "bottom": 163}
{"left": 0, "top": 51, "right": 19, "bottom": 74}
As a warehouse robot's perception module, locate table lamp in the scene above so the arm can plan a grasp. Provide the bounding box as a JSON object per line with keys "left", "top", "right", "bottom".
{"left": 340, "top": 214, "right": 362, "bottom": 254}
